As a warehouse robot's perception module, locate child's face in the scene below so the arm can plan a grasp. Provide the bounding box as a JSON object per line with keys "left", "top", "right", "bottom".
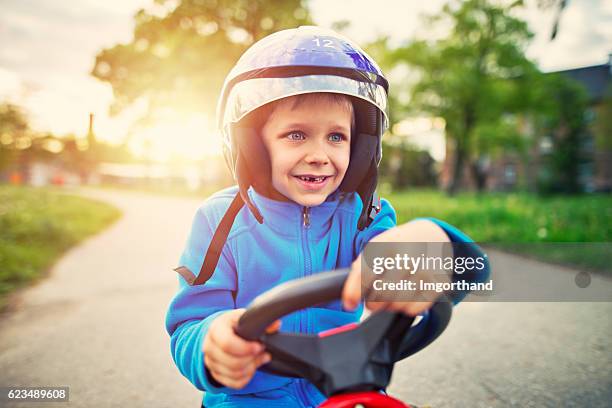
{"left": 261, "top": 96, "right": 352, "bottom": 207}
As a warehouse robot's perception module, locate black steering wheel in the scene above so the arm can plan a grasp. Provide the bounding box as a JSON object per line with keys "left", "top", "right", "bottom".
{"left": 235, "top": 269, "right": 452, "bottom": 397}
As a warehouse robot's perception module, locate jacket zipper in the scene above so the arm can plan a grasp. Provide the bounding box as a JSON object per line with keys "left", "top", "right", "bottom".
{"left": 300, "top": 206, "right": 312, "bottom": 333}
{"left": 299, "top": 206, "right": 313, "bottom": 406}
{"left": 301, "top": 206, "right": 312, "bottom": 278}
{"left": 302, "top": 206, "right": 311, "bottom": 228}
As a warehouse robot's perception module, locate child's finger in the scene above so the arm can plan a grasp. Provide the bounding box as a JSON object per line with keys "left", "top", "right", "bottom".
{"left": 234, "top": 352, "right": 271, "bottom": 380}
{"left": 208, "top": 367, "right": 231, "bottom": 387}
{"left": 255, "top": 352, "right": 272, "bottom": 368}
{"left": 210, "top": 350, "right": 257, "bottom": 373}
{"left": 208, "top": 358, "right": 246, "bottom": 379}
{"left": 395, "top": 301, "right": 433, "bottom": 317}
{"left": 365, "top": 300, "right": 390, "bottom": 312}
{"left": 213, "top": 352, "right": 270, "bottom": 387}
{"left": 217, "top": 332, "right": 263, "bottom": 357}
{"left": 212, "top": 323, "right": 263, "bottom": 357}
{"left": 265, "top": 319, "right": 281, "bottom": 334}
{"left": 212, "top": 367, "right": 251, "bottom": 390}
{"left": 206, "top": 345, "right": 243, "bottom": 370}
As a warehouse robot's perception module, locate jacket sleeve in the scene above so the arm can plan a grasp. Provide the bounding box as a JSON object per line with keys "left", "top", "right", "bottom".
{"left": 417, "top": 217, "right": 491, "bottom": 304}
{"left": 164, "top": 205, "right": 240, "bottom": 394}
{"left": 353, "top": 200, "right": 489, "bottom": 305}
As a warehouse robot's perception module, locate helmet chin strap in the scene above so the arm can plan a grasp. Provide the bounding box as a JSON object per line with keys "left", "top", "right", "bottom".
{"left": 355, "top": 158, "right": 380, "bottom": 230}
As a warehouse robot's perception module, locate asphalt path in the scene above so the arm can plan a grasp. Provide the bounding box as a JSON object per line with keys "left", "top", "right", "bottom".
{"left": 0, "top": 189, "right": 610, "bottom": 408}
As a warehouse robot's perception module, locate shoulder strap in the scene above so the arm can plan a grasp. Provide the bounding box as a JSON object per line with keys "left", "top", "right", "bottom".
{"left": 193, "top": 192, "right": 245, "bottom": 286}
{"left": 368, "top": 191, "right": 381, "bottom": 223}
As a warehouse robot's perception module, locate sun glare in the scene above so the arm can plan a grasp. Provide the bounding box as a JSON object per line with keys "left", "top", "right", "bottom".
{"left": 128, "top": 112, "right": 221, "bottom": 163}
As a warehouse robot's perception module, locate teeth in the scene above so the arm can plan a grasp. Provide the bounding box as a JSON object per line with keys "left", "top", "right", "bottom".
{"left": 299, "top": 176, "right": 325, "bottom": 182}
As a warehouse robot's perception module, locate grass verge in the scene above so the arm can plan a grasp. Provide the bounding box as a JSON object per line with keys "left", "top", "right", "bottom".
{"left": 385, "top": 189, "right": 611, "bottom": 272}
{"left": 0, "top": 185, "right": 121, "bottom": 309}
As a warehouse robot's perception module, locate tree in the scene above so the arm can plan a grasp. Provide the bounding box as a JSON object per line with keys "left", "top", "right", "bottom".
{"left": 380, "top": 139, "right": 437, "bottom": 189}
{"left": 0, "top": 103, "right": 32, "bottom": 177}
{"left": 533, "top": 74, "right": 589, "bottom": 194}
{"left": 593, "top": 84, "right": 612, "bottom": 151}
{"left": 364, "top": 36, "right": 408, "bottom": 132}
{"left": 384, "top": 0, "right": 540, "bottom": 194}
{"left": 92, "top": 0, "right": 311, "bottom": 121}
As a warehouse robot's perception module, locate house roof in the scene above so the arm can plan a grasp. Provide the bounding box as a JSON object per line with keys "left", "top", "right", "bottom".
{"left": 552, "top": 63, "right": 611, "bottom": 103}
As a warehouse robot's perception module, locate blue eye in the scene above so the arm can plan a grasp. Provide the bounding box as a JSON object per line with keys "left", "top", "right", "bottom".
{"left": 286, "top": 131, "right": 305, "bottom": 141}
{"left": 329, "top": 133, "right": 345, "bottom": 143}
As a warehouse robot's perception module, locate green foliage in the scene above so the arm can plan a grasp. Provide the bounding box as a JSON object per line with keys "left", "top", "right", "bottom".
{"left": 92, "top": 0, "right": 312, "bottom": 119}
{"left": 376, "top": 0, "right": 541, "bottom": 193}
{"left": 364, "top": 36, "right": 407, "bottom": 129}
{"left": 0, "top": 103, "right": 28, "bottom": 137}
{"left": 380, "top": 139, "right": 437, "bottom": 188}
{"left": 592, "top": 84, "right": 612, "bottom": 150}
{"left": 387, "top": 189, "right": 611, "bottom": 270}
{"left": 387, "top": 189, "right": 611, "bottom": 242}
{"left": 1, "top": 101, "right": 137, "bottom": 183}
{"left": 472, "top": 115, "right": 525, "bottom": 157}
{"left": 394, "top": 0, "right": 537, "bottom": 127}
{"left": 0, "top": 103, "right": 68, "bottom": 178}
{"left": 533, "top": 74, "right": 589, "bottom": 194}
{"left": 0, "top": 186, "right": 121, "bottom": 307}
{"left": 0, "top": 103, "right": 30, "bottom": 172}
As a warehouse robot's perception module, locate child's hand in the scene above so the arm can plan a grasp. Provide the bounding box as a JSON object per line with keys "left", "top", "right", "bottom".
{"left": 342, "top": 219, "right": 451, "bottom": 316}
{"left": 203, "top": 309, "right": 280, "bottom": 389}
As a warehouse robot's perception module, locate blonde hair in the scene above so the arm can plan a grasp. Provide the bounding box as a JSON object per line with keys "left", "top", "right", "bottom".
{"left": 242, "top": 92, "right": 355, "bottom": 136}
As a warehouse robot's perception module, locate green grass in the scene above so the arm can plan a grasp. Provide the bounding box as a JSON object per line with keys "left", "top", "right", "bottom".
{"left": 0, "top": 185, "right": 121, "bottom": 308}
{"left": 384, "top": 189, "right": 612, "bottom": 272}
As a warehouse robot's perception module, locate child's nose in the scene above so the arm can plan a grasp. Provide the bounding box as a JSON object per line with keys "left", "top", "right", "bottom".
{"left": 304, "top": 146, "right": 330, "bottom": 166}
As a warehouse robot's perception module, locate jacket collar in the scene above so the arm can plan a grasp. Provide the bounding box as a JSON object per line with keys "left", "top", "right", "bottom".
{"left": 248, "top": 187, "right": 344, "bottom": 237}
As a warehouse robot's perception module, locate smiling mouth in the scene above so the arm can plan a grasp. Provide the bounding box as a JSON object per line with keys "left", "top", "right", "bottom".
{"left": 294, "top": 175, "right": 332, "bottom": 183}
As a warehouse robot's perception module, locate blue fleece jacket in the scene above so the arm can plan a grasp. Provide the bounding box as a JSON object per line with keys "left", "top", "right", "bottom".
{"left": 165, "top": 185, "right": 489, "bottom": 407}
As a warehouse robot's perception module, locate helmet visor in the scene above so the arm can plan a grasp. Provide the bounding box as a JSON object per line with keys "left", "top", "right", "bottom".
{"left": 221, "top": 75, "right": 388, "bottom": 131}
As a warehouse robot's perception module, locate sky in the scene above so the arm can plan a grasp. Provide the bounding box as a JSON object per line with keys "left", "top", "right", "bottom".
{"left": 0, "top": 0, "right": 610, "bottom": 161}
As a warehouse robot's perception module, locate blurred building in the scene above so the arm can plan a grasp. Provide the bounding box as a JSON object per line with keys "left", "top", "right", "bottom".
{"left": 1, "top": 112, "right": 230, "bottom": 191}
{"left": 443, "top": 54, "right": 612, "bottom": 193}
{"left": 563, "top": 59, "right": 612, "bottom": 192}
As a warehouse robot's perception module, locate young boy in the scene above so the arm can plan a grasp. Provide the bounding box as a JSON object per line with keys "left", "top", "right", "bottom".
{"left": 165, "top": 26, "right": 488, "bottom": 407}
